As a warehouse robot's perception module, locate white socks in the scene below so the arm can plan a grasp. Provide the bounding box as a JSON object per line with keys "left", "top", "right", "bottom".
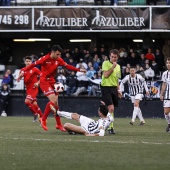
{"left": 137, "top": 108, "right": 144, "bottom": 122}
{"left": 132, "top": 107, "right": 138, "bottom": 122}
{"left": 57, "top": 111, "right": 72, "bottom": 119}
{"left": 132, "top": 107, "right": 144, "bottom": 122}
{"left": 164, "top": 113, "right": 170, "bottom": 124}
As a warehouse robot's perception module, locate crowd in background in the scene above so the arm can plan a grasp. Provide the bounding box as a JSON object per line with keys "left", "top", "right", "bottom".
{"left": 0, "top": 0, "right": 170, "bottom": 6}
{"left": 0, "top": 39, "right": 169, "bottom": 116}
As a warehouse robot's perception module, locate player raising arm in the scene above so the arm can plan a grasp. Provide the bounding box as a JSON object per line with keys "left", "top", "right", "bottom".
{"left": 120, "top": 66, "right": 149, "bottom": 125}
{"left": 23, "top": 45, "right": 86, "bottom": 132}
{"left": 17, "top": 56, "right": 43, "bottom": 122}
{"left": 160, "top": 57, "right": 170, "bottom": 132}
{"left": 57, "top": 101, "right": 113, "bottom": 136}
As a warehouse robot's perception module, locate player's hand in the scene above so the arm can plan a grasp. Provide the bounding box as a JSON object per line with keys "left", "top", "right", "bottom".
{"left": 100, "top": 101, "right": 105, "bottom": 105}
{"left": 34, "top": 82, "right": 39, "bottom": 88}
{"left": 80, "top": 68, "right": 87, "bottom": 73}
{"left": 160, "top": 95, "right": 164, "bottom": 101}
{"left": 146, "top": 91, "right": 150, "bottom": 96}
{"left": 118, "top": 91, "right": 122, "bottom": 99}
{"left": 113, "top": 62, "right": 117, "bottom": 68}
{"left": 16, "top": 78, "right": 20, "bottom": 82}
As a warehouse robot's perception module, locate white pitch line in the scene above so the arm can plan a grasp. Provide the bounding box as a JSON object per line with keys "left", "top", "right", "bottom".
{"left": 0, "top": 136, "right": 170, "bottom": 145}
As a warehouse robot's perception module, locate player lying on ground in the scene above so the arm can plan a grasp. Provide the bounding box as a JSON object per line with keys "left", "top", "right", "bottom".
{"left": 57, "top": 101, "right": 113, "bottom": 136}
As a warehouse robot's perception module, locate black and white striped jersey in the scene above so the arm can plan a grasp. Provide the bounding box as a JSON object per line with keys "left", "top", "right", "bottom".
{"left": 162, "top": 70, "right": 170, "bottom": 100}
{"left": 87, "top": 113, "right": 112, "bottom": 134}
{"left": 120, "top": 74, "right": 149, "bottom": 96}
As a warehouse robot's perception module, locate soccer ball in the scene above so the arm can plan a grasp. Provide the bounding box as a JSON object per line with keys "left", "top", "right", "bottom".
{"left": 54, "top": 82, "right": 64, "bottom": 92}
{"left": 1, "top": 111, "right": 7, "bottom": 117}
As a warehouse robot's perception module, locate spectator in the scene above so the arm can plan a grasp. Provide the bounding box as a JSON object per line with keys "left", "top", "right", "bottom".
{"left": 93, "top": 54, "right": 101, "bottom": 71}
{"left": 155, "top": 48, "right": 165, "bottom": 71}
{"left": 91, "top": 73, "right": 102, "bottom": 96}
{"left": 110, "top": 0, "right": 117, "bottom": 6}
{"left": 94, "top": 0, "right": 104, "bottom": 5}
{"left": 91, "top": 47, "right": 100, "bottom": 57}
{"left": 1, "top": 0, "right": 10, "bottom": 6}
{"left": 144, "top": 64, "right": 155, "bottom": 80}
{"left": 146, "top": 0, "right": 157, "bottom": 5}
{"left": 162, "top": 39, "right": 170, "bottom": 63}
{"left": 76, "top": 58, "right": 88, "bottom": 70}
{"left": 2, "top": 71, "right": 11, "bottom": 87}
{"left": 128, "top": 52, "right": 139, "bottom": 66}
{"left": 72, "top": 47, "right": 83, "bottom": 63}
{"left": 86, "top": 66, "right": 96, "bottom": 79}
{"left": 122, "top": 67, "right": 130, "bottom": 78}
{"left": 68, "top": 58, "right": 76, "bottom": 67}
{"left": 145, "top": 48, "right": 155, "bottom": 64}
{"left": 63, "top": 52, "right": 71, "bottom": 63}
{"left": 139, "top": 53, "right": 146, "bottom": 68}
{"left": 57, "top": 68, "right": 66, "bottom": 85}
{"left": 6, "top": 69, "right": 14, "bottom": 88}
{"left": 151, "top": 60, "right": 159, "bottom": 76}
{"left": 72, "top": 67, "right": 88, "bottom": 96}
{"left": 66, "top": 71, "right": 77, "bottom": 96}
{"left": 0, "top": 83, "right": 10, "bottom": 116}
{"left": 84, "top": 50, "right": 93, "bottom": 64}
{"left": 65, "top": 0, "right": 77, "bottom": 5}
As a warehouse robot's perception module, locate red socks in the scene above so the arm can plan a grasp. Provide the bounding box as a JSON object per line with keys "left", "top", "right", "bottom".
{"left": 25, "top": 101, "right": 37, "bottom": 115}
{"left": 34, "top": 104, "right": 43, "bottom": 118}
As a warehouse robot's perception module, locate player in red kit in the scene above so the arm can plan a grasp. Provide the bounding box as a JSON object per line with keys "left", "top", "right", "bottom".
{"left": 17, "top": 56, "right": 43, "bottom": 122}
{"left": 23, "top": 45, "right": 86, "bottom": 132}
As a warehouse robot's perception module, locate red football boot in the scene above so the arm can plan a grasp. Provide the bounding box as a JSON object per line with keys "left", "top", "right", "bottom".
{"left": 40, "top": 118, "right": 48, "bottom": 131}
{"left": 56, "top": 124, "right": 66, "bottom": 132}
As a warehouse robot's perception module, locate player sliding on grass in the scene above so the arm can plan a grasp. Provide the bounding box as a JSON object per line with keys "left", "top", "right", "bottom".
{"left": 160, "top": 57, "right": 170, "bottom": 132}
{"left": 17, "top": 56, "right": 43, "bottom": 122}
{"left": 120, "top": 66, "right": 149, "bottom": 125}
{"left": 23, "top": 45, "right": 86, "bottom": 132}
{"left": 57, "top": 101, "right": 113, "bottom": 136}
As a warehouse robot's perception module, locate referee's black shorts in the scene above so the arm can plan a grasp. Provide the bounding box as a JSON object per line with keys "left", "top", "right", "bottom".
{"left": 101, "top": 86, "right": 118, "bottom": 107}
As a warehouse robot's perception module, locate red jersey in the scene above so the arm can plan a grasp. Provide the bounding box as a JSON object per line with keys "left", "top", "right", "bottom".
{"left": 25, "top": 53, "right": 80, "bottom": 84}
{"left": 20, "top": 67, "right": 41, "bottom": 89}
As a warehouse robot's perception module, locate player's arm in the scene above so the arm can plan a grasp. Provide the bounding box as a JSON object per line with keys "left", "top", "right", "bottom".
{"left": 24, "top": 58, "right": 43, "bottom": 72}
{"left": 102, "top": 62, "right": 117, "bottom": 78}
{"left": 160, "top": 82, "right": 166, "bottom": 101}
{"left": 119, "top": 76, "right": 128, "bottom": 93}
{"left": 16, "top": 70, "right": 24, "bottom": 82}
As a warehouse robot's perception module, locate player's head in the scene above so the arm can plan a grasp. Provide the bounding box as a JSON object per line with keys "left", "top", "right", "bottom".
{"left": 166, "top": 57, "right": 170, "bottom": 70}
{"left": 51, "top": 45, "right": 62, "bottom": 59}
{"left": 129, "top": 66, "right": 136, "bottom": 76}
{"left": 24, "top": 56, "right": 32, "bottom": 66}
{"left": 109, "top": 49, "right": 119, "bottom": 63}
{"left": 98, "top": 105, "right": 108, "bottom": 117}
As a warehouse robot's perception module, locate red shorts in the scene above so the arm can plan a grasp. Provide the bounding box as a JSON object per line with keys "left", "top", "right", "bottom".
{"left": 40, "top": 80, "right": 56, "bottom": 96}
{"left": 26, "top": 86, "right": 38, "bottom": 102}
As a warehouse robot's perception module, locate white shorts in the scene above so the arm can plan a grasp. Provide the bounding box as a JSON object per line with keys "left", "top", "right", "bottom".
{"left": 79, "top": 115, "right": 94, "bottom": 133}
{"left": 163, "top": 100, "right": 170, "bottom": 108}
{"left": 131, "top": 94, "right": 143, "bottom": 103}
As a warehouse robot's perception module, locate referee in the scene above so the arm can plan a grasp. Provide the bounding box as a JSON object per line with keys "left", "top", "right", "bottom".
{"left": 101, "top": 49, "right": 121, "bottom": 134}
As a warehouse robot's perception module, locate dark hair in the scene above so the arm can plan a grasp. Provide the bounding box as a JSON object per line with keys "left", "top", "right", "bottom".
{"left": 25, "top": 56, "right": 32, "bottom": 61}
{"left": 51, "top": 45, "right": 62, "bottom": 52}
{"left": 130, "top": 66, "right": 136, "bottom": 69}
{"left": 167, "top": 57, "right": 170, "bottom": 61}
{"left": 98, "top": 105, "right": 108, "bottom": 116}
{"left": 110, "top": 49, "right": 119, "bottom": 56}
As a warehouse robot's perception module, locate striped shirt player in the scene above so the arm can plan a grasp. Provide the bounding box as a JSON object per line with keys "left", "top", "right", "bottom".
{"left": 160, "top": 57, "right": 170, "bottom": 132}
{"left": 120, "top": 74, "right": 149, "bottom": 100}
{"left": 161, "top": 70, "right": 170, "bottom": 101}
{"left": 57, "top": 104, "right": 114, "bottom": 136}
{"left": 120, "top": 67, "right": 149, "bottom": 125}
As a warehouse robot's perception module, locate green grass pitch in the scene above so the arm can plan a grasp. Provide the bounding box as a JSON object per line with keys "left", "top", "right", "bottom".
{"left": 0, "top": 117, "right": 170, "bottom": 170}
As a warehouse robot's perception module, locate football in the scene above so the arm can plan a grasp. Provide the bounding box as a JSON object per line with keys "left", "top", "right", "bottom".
{"left": 54, "top": 82, "right": 64, "bottom": 92}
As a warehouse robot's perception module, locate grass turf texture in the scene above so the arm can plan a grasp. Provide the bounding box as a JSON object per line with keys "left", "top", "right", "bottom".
{"left": 0, "top": 117, "right": 170, "bottom": 170}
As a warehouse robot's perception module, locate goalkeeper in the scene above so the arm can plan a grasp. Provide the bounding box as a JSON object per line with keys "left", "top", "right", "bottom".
{"left": 57, "top": 101, "right": 113, "bottom": 137}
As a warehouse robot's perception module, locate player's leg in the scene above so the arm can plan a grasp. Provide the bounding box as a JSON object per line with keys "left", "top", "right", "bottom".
{"left": 24, "top": 96, "right": 38, "bottom": 122}
{"left": 32, "top": 100, "right": 43, "bottom": 118}
{"left": 101, "top": 87, "right": 116, "bottom": 134}
{"left": 64, "top": 123, "right": 86, "bottom": 135}
{"left": 163, "top": 100, "right": 170, "bottom": 132}
{"left": 130, "top": 96, "right": 137, "bottom": 125}
{"left": 134, "top": 94, "right": 145, "bottom": 125}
